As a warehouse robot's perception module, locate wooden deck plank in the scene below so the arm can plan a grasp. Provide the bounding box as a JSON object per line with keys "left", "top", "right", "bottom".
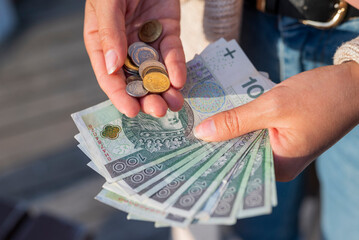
{"left": 0, "top": 146, "right": 96, "bottom": 200}
{"left": 0, "top": 61, "right": 96, "bottom": 105}
{"left": 0, "top": 83, "right": 103, "bottom": 129}
{"left": 0, "top": 120, "right": 80, "bottom": 171}
{"left": 30, "top": 177, "right": 111, "bottom": 231}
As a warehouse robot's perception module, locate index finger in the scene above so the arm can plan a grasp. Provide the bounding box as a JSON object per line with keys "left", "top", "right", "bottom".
{"left": 160, "top": 28, "right": 187, "bottom": 90}
{"left": 84, "top": 1, "right": 140, "bottom": 117}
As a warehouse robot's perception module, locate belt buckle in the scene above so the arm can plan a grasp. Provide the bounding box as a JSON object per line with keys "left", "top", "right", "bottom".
{"left": 300, "top": 0, "right": 348, "bottom": 29}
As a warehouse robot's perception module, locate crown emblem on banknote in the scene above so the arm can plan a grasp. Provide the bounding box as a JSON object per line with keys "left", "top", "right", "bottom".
{"left": 101, "top": 125, "right": 122, "bottom": 140}
{"left": 122, "top": 101, "right": 194, "bottom": 153}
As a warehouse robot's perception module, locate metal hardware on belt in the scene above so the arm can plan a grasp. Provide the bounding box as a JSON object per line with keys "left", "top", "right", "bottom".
{"left": 301, "top": 0, "right": 348, "bottom": 29}
{"left": 256, "top": 0, "right": 348, "bottom": 29}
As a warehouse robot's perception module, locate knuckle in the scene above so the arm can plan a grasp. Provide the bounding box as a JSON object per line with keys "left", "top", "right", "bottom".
{"left": 98, "top": 27, "right": 115, "bottom": 46}
{"left": 266, "top": 90, "right": 287, "bottom": 118}
{"left": 222, "top": 110, "right": 241, "bottom": 134}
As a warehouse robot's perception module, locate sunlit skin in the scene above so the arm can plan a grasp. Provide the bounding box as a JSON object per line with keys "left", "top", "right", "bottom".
{"left": 84, "top": 0, "right": 185, "bottom": 118}
{"left": 195, "top": 62, "right": 359, "bottom": 181}
{"left": 347, "top": 0, "right": 359, "bottom": 9}
{"left": 84, "top": 0, "right": 359, "bottom": 181}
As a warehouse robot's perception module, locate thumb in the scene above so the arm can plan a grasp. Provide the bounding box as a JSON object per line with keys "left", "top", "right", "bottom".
{"left": 95, "top": 0, "right": 128, "bottom": 75}
{"left": 193, "top": 97, "right": 269, "bottom": 142}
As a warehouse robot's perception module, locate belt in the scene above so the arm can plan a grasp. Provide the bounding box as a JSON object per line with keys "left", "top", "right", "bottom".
{"left": 254, "top": 0, "right": 359, "bottom": 29}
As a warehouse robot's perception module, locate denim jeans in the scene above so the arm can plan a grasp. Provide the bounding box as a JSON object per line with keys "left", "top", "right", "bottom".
{"left": 234, "top": 4, "right": 359, "bottom": 240}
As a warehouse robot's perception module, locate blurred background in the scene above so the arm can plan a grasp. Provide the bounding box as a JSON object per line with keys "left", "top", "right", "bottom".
{"left": 0, "top": 0, "right": 172, "bottom": 239}
{"left": 0, "top": 0, "right": 320, "bottom": 239}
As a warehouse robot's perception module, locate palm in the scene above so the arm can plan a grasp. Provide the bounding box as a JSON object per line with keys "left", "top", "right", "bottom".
{"left": 265, "top": 64, "right": 359, "bottom": 181}
{"left": 124, "top": 0, "right": 184, "bottom": 88}
{"left": 125, "top": 0, "right": 180, "bottom": 48}
{"left": 84, "top": 0, "right": 185, "bottom": 118}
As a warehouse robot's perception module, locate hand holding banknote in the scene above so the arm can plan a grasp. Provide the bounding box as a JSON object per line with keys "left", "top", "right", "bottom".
{"left": 195, "top": 62, "right": 359, "bottom": 181}
{"left": 72, "top": 39, "right": 278, "bottom": 226}
{"left": 83, "top": 0, "right": 185, "bottom": 118}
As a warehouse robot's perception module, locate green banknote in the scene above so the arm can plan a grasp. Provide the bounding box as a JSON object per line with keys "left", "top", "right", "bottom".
{"left": 110, "top": 145, "right": 207, "bottom": 197}
{"left": 270, "top": 143, "right": 278, "bottom": 207}
{"left": 237, "top": 131, "right": 274, "bottom": 218}
{"left": 127, "top": 213, "right": 153, "bottom": 222}
{"left": 162, "top": 132, "right": 262, "bottom": 227}
{"left": 103, "top": 142, "right": 226, "bottom": 204}
{"left": 78, "top": 133, "right": 209, "bottom": 198}
{"left": 197, "top": 133, "right": 265, "bottom": 225}
{"left": 95, "top": 189, "right": 167, "bottom": 222}
{"left": 72, "top": 100, "right": 203, "bottom": 182}
{"left": 142, "top": 142, "right": 230, "bottom": 207}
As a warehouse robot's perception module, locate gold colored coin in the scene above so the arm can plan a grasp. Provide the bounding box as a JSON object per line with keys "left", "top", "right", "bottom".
{"left": 124, "top": 55, "right": 139, "bottom": 72}
{"left": 143, "top": 72, "right": 170, "bottom": 93}
{"left": 138, "top": 20, "right": 163, "bottom": 43}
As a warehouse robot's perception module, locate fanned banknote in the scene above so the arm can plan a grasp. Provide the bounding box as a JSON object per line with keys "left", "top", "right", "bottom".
{"left": 72, "top": 38, "right": 277, "bottom": 227}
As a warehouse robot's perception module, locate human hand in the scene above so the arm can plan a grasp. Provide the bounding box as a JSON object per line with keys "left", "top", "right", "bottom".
{"left": 84, "top": 0, "right": 186, "bottom": 118}
{"left": 194, "top": 62, "right": 359, "bottom": 181}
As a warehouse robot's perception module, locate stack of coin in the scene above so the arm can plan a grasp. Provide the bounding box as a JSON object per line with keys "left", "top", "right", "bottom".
{"left": 124, "top": 20, "right": 171, "bottom": 98}
{"left": 123, "top": 55, "right": 139, "bottom": 75}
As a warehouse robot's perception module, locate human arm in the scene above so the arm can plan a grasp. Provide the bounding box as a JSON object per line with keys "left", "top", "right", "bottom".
{"left": 83, "top": 0, "right": 186, "bottom": 118}
{"left": 194, "top": 60, "right": 359, "bottom": 182}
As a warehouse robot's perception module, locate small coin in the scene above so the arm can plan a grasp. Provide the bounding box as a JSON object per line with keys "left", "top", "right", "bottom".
{"left": 131, "top": 45, "right": 159, "bottom": 67}
{"left": 139, "top": 60, "right": 166, "bottom": 78}
{"left": 123, "top": 66, "right": 139, "bottom": 76}
{"left": 128, "top": 42, "right": 147, "bottom": 57}
{"left": 142, "top": 67, "right": 168, "bottom": 79}
{"left": 126, "top": 75, "right": 142, "bottom": 84}
{"left": 126, "top": 80, "right": 148, "bottom": 97}
{"left": 138, "top": 20, "right": 163, "bottom": 43}
{"left": 124, "top": 55, "right": 139, "bottom": 72}
{"left": 143, "top": 72, "right": 171, "bottom": 93}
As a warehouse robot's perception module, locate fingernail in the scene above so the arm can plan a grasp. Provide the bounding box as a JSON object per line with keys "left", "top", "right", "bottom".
{"left": 105, "top": 50, "right": 118, "bottom": 75}
{"left": 194, "top": 119, "right": 216, "bottom": 140}
{"left": 149, "top": 111, "right": 161, "bottom": 118}
{"left": 150, "top": 110, "right": 165, "bottom": 118}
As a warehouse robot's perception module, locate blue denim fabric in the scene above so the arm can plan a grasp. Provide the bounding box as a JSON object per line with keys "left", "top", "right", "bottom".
{"left": 234, "top": 4, "right": 359, "bottom": 240}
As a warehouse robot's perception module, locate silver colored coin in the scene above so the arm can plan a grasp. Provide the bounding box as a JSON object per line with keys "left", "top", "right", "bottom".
{"left": 126, "top": 75, "right": 142, "bottom": 84}
{"left": 131, "top": 45, "right": 159, "bottom": 67}
{"left": 142, "top": 67, "right": 168, "bottom": 78}
{"left": 128, "top": 42, "right": 147, "bottom": 57}
{"left": 139, "top": 60, "right": 167, "bottom": 78}
{"left": 126, "top": 80, "right": 148, "bottom": 97}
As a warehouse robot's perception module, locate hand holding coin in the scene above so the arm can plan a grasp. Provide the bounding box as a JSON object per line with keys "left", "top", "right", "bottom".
{"left": 83, "top": 0, "right": 185, "bottom": 118}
